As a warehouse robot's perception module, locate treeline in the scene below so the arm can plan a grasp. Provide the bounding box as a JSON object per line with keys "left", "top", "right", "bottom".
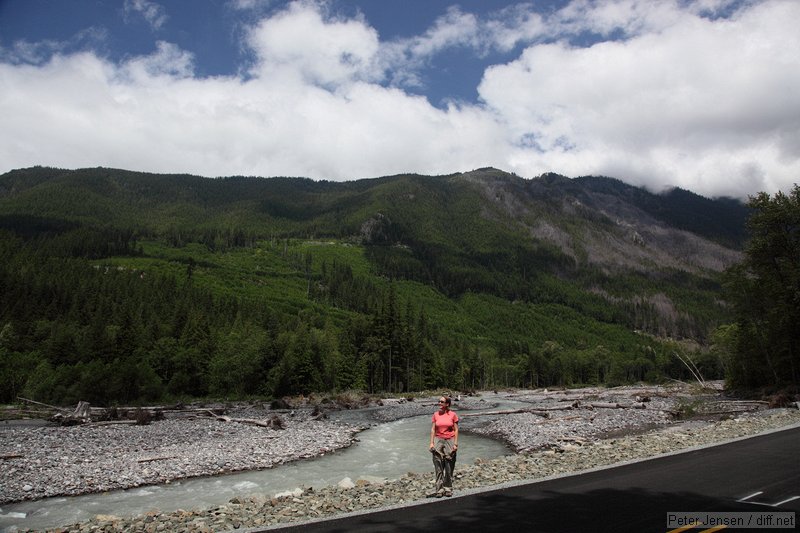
{"left": 0, "top": 223, "right": 720, "bottom": 406}
{"left": 0, "top": 227, "right": 448, "bottom": 404}
{"left": 722, "top": 186, "right": 800, "bottom": 390}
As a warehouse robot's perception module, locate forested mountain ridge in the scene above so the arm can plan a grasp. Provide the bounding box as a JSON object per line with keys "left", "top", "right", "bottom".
{"left": 0, "top": 166, "right": 750, "bottom": 405}
{"left": 0, "top": 166, "right": 746, "bottom": 267}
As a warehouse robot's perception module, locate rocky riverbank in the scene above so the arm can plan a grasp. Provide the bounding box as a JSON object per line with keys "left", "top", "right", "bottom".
{"left": 2, "top": 384, "right": 799, "bottom": 532}
{"left": 0, "top": 408, "right": 361, "bottom": 505}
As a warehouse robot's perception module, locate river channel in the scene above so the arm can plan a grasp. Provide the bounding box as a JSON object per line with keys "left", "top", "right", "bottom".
{"left": 0, "top": 412, "right": 511, "bottom": 532}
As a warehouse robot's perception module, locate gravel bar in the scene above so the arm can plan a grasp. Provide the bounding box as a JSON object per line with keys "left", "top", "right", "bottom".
{"left": 2, "top": 385, "right": 798, "bottom": 532}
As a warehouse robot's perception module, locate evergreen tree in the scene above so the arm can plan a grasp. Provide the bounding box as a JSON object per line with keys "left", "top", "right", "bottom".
{"left": 724, "top": 185, "right": 800, "bottom": 389}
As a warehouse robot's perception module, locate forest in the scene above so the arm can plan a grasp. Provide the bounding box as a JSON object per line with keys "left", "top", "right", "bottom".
{"left": 2, "top": 166, "right": 786, "bottom": 407}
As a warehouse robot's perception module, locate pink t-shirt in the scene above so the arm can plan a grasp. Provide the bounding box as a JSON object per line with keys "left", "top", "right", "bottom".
{"left": 432, "top": 410, "right": 459, "bottom": 439}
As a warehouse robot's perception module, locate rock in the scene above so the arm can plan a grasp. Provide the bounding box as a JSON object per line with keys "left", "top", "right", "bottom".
{"left": 0, "top": 410, "right": 360, "bottom": 505}
{"left": 337, "top": 477, "right": 355, "bottom": 489}
{"left": 4, "top": 388, "right": 800, "bottom": 533}
{"left": 357, "top": 475, "right": 385, "bottom": 486}
{"left": 274, "top": 487, "right": 304, "bottom": 499}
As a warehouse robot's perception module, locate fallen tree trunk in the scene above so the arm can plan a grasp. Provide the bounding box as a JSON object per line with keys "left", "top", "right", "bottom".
{"left": 2, "top": 409, "right": 58, "bottom": 417}
{"left": 17, "top": 397, "right": 69, "bottom": 412}
{"left": 137, "top": 456, "right": 178, "bottom": 463}
{"left": 461, "top": 400, "right": 647, "bottom": 418}
{"left": 212, "top": 414, "right": 273, "bottom": 428}
{"left": 87, "top": 420, "right": 139, "bottom": 427}
{"left": 1, "top": 454, "right": 24, "bottom": 460}
{"left": 205, "top": 410, "right": 285, "bottom": 430}
{"left": 460, "top": 408, "right": 555, "bottom": 418}
{"left": 588, "top": 402, "right": 647, "bottom": 409}
{"left": 701, "top": 410, "right": 765, "bottom": 416}
{"left": 708, "top": 400, "right": 768, "bottom": 409}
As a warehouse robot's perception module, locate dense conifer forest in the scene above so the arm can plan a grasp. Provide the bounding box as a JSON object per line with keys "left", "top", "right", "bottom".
{"left": 2, "top": 166, "right": 782, "bottom": 406}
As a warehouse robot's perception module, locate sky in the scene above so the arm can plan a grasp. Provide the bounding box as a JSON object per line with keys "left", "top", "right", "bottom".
{"left": 1, "top": 0, "right": 798, "bottom": 199}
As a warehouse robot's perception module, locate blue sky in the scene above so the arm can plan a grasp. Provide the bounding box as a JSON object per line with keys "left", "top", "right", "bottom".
{"left": 1, "top": 0, "right": 798, "bottom": 199}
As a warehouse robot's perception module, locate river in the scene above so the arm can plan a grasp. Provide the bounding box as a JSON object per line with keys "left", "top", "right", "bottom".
{"left": 0, "top": 413, "right": 510, "bottom": 532}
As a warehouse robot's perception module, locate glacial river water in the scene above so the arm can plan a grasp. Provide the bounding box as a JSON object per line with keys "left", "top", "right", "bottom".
{"left": 0, "top": 412, "right": 511, "bottom": 532}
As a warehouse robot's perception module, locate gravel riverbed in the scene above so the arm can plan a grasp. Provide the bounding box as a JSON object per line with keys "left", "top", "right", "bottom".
{"left": 2, "top": 385, "right": 799, "bottom": 532}
{"left": 0, "top": 411, "right": 360, "bottom": 505}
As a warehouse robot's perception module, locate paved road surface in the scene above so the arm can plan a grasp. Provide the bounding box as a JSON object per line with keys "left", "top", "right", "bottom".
{"left": 257, "top": 425, "right": 799, "bottom": 533}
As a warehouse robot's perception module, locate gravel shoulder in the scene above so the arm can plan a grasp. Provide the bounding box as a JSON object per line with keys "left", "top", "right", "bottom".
{"left": 2, "top": 384, "right": 799, "bottom": 532}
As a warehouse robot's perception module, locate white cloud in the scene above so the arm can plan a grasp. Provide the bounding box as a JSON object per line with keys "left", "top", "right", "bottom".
{"left": 483, "top": 5, "right": 548, "bottom": 52}
{"left": 229, "top": 0, "right": 278, "bottom": 11}
{"left": 0, "top": 2, "right": 506, "bottom": 181}
{"left": 0, "top": 27, "right": 108, "bottom": 65}
{"left": 124, "top": 0, "right": 169, "bottom": 31}
{"left": 0, "top": 0, "right": 798, "bottom": 199}
{"left": 245, "top": 1, "right": 382, "bottom": 87}
{"left": 119, "top": 41, "right": 195, "bottom": 80}
{"left": 405, "top": 6, "right": 482, "bottom": 57}
{"left": 478, "top": 0, "right": 800, "bottom": 198}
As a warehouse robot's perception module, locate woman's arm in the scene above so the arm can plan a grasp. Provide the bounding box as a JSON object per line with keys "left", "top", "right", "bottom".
{"left": 453, "top": 421, "right": 458, "bottom": 450}
{"left": 430, "top": 421, "right": 435, "bottom": 449}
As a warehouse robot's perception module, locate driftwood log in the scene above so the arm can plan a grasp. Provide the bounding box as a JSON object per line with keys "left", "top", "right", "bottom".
{"left": 204, "top": 410, "right": 285, "bottom": 430}
{"left": 460, "top": 408, "right": 553, "bottom": 419}
{"left": 2, "top": 409, "right": 59, "bottom": 417}
{"left": 16, "top": 397, "right": 95, "bottom": 425}
{"left": 137, "top": 456, "right": 178, "bottom": 463}
{"left": 86, "top": 420, "right": 139, "bottom": 427}
{"left": 588, "top": 402, "right": 647, "bottom": 409}
{"left": 460, "top": 400, "right": 647, "bottom": 418}
{"left": 1, "top": 453, "right": 24, "bottom": 460}
{"left": 17, "top": 397, "right": 69, "bottom": 413}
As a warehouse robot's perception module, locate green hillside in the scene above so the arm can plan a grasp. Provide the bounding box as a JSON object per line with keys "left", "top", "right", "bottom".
{"left": 0, "top": 166, "right": 748, "bottom": 405}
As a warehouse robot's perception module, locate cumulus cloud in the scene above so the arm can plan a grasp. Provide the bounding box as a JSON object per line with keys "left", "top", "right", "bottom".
{"left": 245, "top": 1, "right": 382, "bottom": 87}
{"left": 0, "top": 0, "right": 798, "bottom": 199}
{"left": 478, "top": 0, "right": 800, "bottom": 197}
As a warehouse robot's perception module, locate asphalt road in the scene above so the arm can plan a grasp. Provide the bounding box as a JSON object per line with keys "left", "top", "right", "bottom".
{"left": 260, "top": 425, "right": 800, "bottom": 533}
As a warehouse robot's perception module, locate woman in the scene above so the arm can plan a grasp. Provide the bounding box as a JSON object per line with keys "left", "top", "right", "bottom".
{"left": 429, "top": 395, "right": 459, "bottom": 497}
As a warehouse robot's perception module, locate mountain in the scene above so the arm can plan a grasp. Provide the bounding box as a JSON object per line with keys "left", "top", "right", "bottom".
{"left": 0, "top": 165, "right": 746, "bottom": 266}
{"left": 0, "top": 166, "right": 749, "bottom": 404}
